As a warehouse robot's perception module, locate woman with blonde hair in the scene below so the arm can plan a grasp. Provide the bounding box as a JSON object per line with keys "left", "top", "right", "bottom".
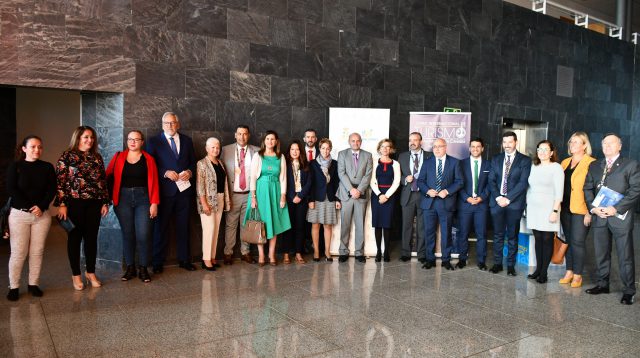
{"left": 558, "top": 132, "right": 595, "bottom": 287}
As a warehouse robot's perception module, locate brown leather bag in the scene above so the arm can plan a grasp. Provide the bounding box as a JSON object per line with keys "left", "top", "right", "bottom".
{"left": 551, "top": 234, "right": 568, "bottom": 264}
{"left": 241, "top": 208, "right": 267, "bottom": 244}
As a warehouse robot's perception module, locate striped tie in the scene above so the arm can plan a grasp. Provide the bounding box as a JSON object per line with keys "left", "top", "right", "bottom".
{"left": 502, "top": 155, "right": 511, "bottom": 195}
{"left": 436, "top": 158, "right": 443, "bottom": 191}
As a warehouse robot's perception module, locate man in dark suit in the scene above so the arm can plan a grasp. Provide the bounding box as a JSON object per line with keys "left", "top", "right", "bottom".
{"left": 417, "top": 138, "right": 463, "bottom": 270}
{"left": 456, "top": 137, "right": 491, "bottom": 270}
{"left": 398, "top": 132, "right": 431, "bottom": 263}
{"left": 488, "top": 131, "right": 531, "bottom": 276}
{"left": 146, "top": 112, "right": 197, "bottom": 272}
{"left": 583, "top": 133, "right": 640, "bottom": 305}
{"left": 303, "top": 128, "right": 318, "bottom": 162}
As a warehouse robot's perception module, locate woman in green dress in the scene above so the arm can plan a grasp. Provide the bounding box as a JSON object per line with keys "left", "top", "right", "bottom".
{"left": 244, "top": 130, "right": 291, "bottom": 266}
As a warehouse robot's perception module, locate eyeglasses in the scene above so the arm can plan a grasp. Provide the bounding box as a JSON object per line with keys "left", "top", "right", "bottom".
{"left": 127, "top": 138, "right": 143, "bottom": 143}
{"left": 536, "top": 148, "right": 550, "bottom": 153}
{"left": 162, "top": 121, "right": 178, "bottom": 126}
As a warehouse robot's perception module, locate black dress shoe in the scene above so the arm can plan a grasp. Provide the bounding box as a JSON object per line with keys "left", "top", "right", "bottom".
{"left": 6, "top": 288, "right": 19, "bottom": 301}
{"left": 356, "top": 256, "right": 366, "bottom": 263}
{"left": 375, "top": 252, "right": 381, "bottom": 262}
{"left": 152, "top": 265, "right": 164, "bottom": 274}
{"left": 313, "top": 257, "right": 320, "bottom": 262}
{"left": 507, "top": 266, "right": 517, "bottom": 276}
{"left": 456, "top": 260, "right": 466, "bottom": 269}
{"left": 179, "top": 262, "right": 196, "bottom": 271}
{"left": 383, "top": 255, "right": 390, "bottom": 262}
{"left": 422, "top": 260, "right": 436, "bottom": 269}
{"left": 536, "top": 276, "right": 548, "bottom": 284}
{"left": 489, "top": 264, "right": 503, "bottom": 273}
{"left": 213, "top": 263, "right": 221, "bottom": 268}
{"left": 400, "top": 256, "right": 410, "bottom": 262}
{"left": 585, "top": 285, "right": 610, "bottom": 295}
{"left": 121, "top": 265, "right": 137, "bottom": 281}
{"left": 442, "top": 262, "right": 455, "bottom": 270}
{"left": 27, "top": 285, "right": 43, "bottom": 297}
{"left": 418, "top": 258, "right": 426, "bottom": 264}
{"left": 325, "top": 256, "right": 334, "bottom": 262}
{"left": 138, "top": 266, "right": 151, "bottom": 283}
{"left": 527, "top": 272, "right": 540, "bottom": 280}
{"left": 477, "top": 263, "right": 487, "bottom": 271}
{"left": 620, "top": 294, "right": 635, "bottom": 305}
{"left": 201, "top": 261, "right": 216, "bottom": 271}
{"left": 338, "top": 255, "right": 348, "bottom": 263}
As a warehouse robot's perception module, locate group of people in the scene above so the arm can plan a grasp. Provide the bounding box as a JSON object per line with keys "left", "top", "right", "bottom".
{"left": 5, "top": 112, "right": 639, "bottom": 306}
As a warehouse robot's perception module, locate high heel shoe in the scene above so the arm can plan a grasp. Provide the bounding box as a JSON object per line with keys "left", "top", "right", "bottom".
{"left": 138, "top": 266, "right": 151, "bottom": 283}
{"left": 121, "top": 265, "right": 137, "bottom": 281}
{"left": 325, "top": 256, "right": 334, "bottom": 262}
{"left": 201, "top": 261, "right": 216, "bottom": 271}
{"left": 295, "top": 256, "right": 306, "bottom": 264}
{"left": 269, "top": 257, "right": 277, "bottom": 266}
{"left": 85, "top": 273, "right": 102, "bottom": 288}
{"left": 570, "top": 275, "right": 583, "bottom": 288}
{"left": 283, "top": 254, "right": 291, "bottom": 264}
{"left": 258, "top": 257, "right": 266, "bottom": 267}
{"left": 313, "top": 257, "right": 320, "bottom": 262}
{"left": 72, "top": 275, "right": 84, "bottom": 291}
{"left": 559, "top": 273, "right": 574, "bottom": 284}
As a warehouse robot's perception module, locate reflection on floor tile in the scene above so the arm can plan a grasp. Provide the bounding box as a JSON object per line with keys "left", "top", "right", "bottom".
{"left": 1, "top": 225, "right": 639, "bottom": 357}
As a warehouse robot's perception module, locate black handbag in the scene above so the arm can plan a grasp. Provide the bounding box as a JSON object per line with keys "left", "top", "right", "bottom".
{"left": 0, "top": 197, "right": 12, "bottom": 239}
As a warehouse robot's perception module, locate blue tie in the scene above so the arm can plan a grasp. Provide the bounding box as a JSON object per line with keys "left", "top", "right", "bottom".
{"left": 170, "top": 136, "right": 179, "bottom": 159}
{"left": 436, "top": 159, "right": 443, "bottom": 192}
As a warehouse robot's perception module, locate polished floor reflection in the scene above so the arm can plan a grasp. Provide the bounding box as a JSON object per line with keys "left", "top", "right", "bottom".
{"left": 1, "top": 224, "right": 639, "bottom": 357}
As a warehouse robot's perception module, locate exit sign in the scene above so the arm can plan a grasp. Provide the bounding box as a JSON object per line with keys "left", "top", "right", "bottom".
{"left": 444, "top": 107, "right": 461, "bottom": 112}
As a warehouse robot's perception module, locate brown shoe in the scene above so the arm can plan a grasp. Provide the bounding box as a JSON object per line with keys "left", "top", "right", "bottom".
{"left": 223, "top": 254, "right": 233, "bottom": 265}
{"left": 242, "top": 254, "right": 256, "bottom": 264}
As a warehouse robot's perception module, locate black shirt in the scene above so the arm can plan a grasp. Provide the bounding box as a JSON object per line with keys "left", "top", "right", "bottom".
{"left": 7, "top": 160, "right": 57, "bottom": 211}
{"left": 562, "top": 164, "right": 575, "bottom": 211}
{"left": 212, "top": 161, "right": 226, "bottom": 193}
{"left": 121, "top": 155, "right": 148, "bottom": 188}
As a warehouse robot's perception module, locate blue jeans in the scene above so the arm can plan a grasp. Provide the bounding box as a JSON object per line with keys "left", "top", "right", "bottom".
{"left": 114, "top": 187, "right": 152, "bottom": 266}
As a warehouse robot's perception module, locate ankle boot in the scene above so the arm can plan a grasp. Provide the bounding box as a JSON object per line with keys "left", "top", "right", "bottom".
{"left": 138, "top": 266, "right": 151, "bottom": 283}
{"left": 375, "top": 251, "right": 382, "bottom": 262}
{"left": 121, "top": 265, "right": 137, "bottom": 281}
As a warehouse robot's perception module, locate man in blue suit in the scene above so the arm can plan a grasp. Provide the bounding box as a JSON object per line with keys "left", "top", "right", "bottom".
{"left": 456, "top": 138, "right": 491, "bottom": 270}
{"left": 417, "top": 138, "right": 463, "bottom": 270}
{"left": 488, "top": 131, "right": 531, "bottom": 276}
{"left": 146, "top": 112, "right": 197, "bottom": 273}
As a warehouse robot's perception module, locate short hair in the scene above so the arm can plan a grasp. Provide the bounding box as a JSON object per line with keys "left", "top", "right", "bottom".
{"left": 236, "top": 124, "right": 250, "bottom": 132}
{"left": 502, "top": 131, "right": 517, "bottom": 141}
{"left": 602, "top": 132, "right": 622, "bottom": 144}
{"left": 304, "top": 128, "right": 317, "bottom": 135}
{"left": 376, "top": 138, "right": 396, "bottom": 155}
{"left": 567, "top": 132, "right": 592, "bottom": 156}
{"left": 162, "top": 112, "right": 178, "bottom": 122}
{"left": 127, "top": 130, "right": 145, "bottom": 142}
{"left": 409, "top": 132, "right": 422, "bottom": 141}
{"left": 533, "top": 140, "right": 558, "bottom": 165}
{"left": 348, "top": 132, "right": 362, "bottom": 142}
{"left": 258, "top": 130, "right": 281, "bottom": 157}
{"left": 286, "top": 140, "right": 309, "bottom": 171}
{"left": 319, "top": 138, "right": 332, "bottom": 150}
{"left": 469, "top": 137, "right": 485, "bottom": 147}
{"left": 68, "top": 126, "right": 99, "bottom": 154}
{"left": 205, "top": 137, "right": 221, "bottom": 148}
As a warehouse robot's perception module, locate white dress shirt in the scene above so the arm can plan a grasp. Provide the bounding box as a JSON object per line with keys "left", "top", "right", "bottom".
{"left": 164, "top": 132, "right": 180, "bottom": 154}
{"left": 233, "top": 144, "right": 253, "bottom": 192}
{"left": 469, "top": 157, "right": 482, "bottom": 197}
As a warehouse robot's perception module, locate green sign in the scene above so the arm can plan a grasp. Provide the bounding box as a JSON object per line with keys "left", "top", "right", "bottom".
{"left": 444, "top": 107, "right": 462, "bottom": 112}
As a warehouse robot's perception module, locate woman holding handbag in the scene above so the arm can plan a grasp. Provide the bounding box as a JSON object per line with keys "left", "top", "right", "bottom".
{"left": 283, "top": 140, "right": 313, "bottom": 264}
{"left": 106, "top": 130, "right": 160, "bottom": 283}
{"left": 558, "top": 132, "right": 595, "bottom": 288}
{"left": 6, "top": 135, "right": 56, "bottom": 301}
{"left": 244, "top": 130, "right": 291, "bottom": 266}
{"left": 196, "top": 137, "right": 230, "bottom": 271}
{"left": 526, "top": 140, "right": 564, "bottom": 284}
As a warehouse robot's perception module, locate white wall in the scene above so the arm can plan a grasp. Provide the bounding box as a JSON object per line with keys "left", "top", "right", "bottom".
{"left": 16, "top": 88, "right": 81, "bottom": 165}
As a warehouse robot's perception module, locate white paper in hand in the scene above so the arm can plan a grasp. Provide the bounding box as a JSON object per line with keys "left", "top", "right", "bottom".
{"left": 176, "top": 180, "right": 191, "bottom": 192}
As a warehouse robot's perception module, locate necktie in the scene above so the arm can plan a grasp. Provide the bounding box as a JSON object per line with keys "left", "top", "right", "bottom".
{"left": 169, "top": 136, "right": 179, "bottom": 159}
{"left": 411, "top": 153, "right": 419, "bottom": 191}
{"left": 502, "top": 155, "right": 511, "bottom": 195}
{"left": 353, "top": 152, "right": 358, "bottom": 169}
{"left": 436, "top": 159, "right": 443, "bottom": 192}
{"left": 239, "top": 148, "right": 246, "bottom": 190}
{"left": 308, "top": 150, "right": 313, "bottom": 161}
{"left": 473, "top": 160, "right": 479, "bottom": 196}
{"left": 606, "top": 158, "right": 613, "bottom": 172}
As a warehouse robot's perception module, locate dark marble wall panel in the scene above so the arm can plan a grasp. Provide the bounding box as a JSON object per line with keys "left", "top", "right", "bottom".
{"left": 370, "top": 37, "right": 399, "bottom": 66}
{"left": 173, "top": 97, "right": 216, "bottom": 131}
{"left": 206, "top": 38, "right": 249, "bottom": 72}
{"left": 356, "top": 8, "right": 385, "bottom": 39}
{"left": 339, "top": 84, "right": 371, "bottom": 108}
{"left": 80, "top": 55, "right": 136, "bottom": 93}
{"left": 131, "top": 0, "right": 182, "bottom": 27}
{"left": 227, "top": 8, "right": 269, "bottom": 45}
{"left": 306, "top": 23, "right": 339, "bottom": 55}
{"left": 255, "top": 104, "right": 291, "bottom": 141}
{"left": 249, "top": 43, "right": 288, "bottom": 77}
{"left": 230, "top": 71, "right": 270, "bottom": 104}
{"left": 157, "top": 30, "right": 207, "bottom": 66}
{"left": 288, "top": 0, "right": 322, "bottom": 24}
{"left": 272, "top": 76, "right": 307, "bottom": 107}
{"left": 136, "top": 61, "right": 185, "bottom": 98}
{"left": 270, "top": 18, "right": 305, "bottom": 50}
{"left": 322, "top": 56, "right": 356, "bottom": 84}
{"left": 249, "top": 0, "right": 286, "bottom": 18}
{"left": 308, "top": 80, "right": 339, "bottom": 108}
{"left": 185, "top": 68, "right": 230, "bottom": 101}
{"left": 288, "top": 50, "right": 322, "bottom": 80}
{"left": 323, "top": 0, "right": 356, "bottom": 32}
{"left": 180, "top": 1, "right": 226, "bottom": 37}
{"left": 291, "top": 107, "right": 327, "bottom": 139}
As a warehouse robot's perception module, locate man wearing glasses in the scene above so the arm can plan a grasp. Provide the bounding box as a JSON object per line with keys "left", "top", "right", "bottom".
{"left": 146, "top": 112, "right": 197, "bottom": 273}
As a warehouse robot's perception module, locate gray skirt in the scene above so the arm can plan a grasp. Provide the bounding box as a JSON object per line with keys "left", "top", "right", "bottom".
{"left": 306, "top": 199, "right": 338, "bottom": 225}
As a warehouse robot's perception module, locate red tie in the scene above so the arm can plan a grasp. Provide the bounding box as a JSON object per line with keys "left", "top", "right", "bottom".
{"left": 239, "top": 148, "right": 246, "bottom": 190}
{"left": 308, "top": 150, "right": 313, "bottom": 161}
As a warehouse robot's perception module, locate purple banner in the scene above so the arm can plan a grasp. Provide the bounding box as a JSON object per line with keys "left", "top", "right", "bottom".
{"left": 409, "top": 112, "right": 471, "bottom": 159}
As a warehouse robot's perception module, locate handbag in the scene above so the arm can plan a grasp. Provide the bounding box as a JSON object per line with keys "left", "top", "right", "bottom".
{"left": 0, "top": 197, "right": 11, "bottom": 239}
{"left": 241, "top": 208, "right": 267, "bottom": 244}
{"left": 551, "top": 233, "right": 568, "bottom": 264}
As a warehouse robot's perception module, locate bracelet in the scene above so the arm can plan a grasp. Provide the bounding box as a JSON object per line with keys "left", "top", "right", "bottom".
{"left": 553, "top": 209, "right": 559, "bottom": 213}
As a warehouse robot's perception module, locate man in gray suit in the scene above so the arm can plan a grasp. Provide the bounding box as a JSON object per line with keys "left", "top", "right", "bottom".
{"left": 398, "top": 132, "right": 431, "bottom": 263}
{"left": 584, "top": 133, "right": 640, "bottom": 305}
{"left": 221, "top": 125, "right": 260, "bottom": 265}
{"left": 337, "top": 132, "right": 373, "bottom": 263}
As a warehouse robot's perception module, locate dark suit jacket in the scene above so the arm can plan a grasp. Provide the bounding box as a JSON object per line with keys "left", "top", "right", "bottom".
{"left": 458, "top": 157, "right": 491, "bottom": 211}
{"left": 285, "top": 163, "right": 313, "bottom": 203}
{"left": 146, "top": 132, "right": 197, "bottom": 197}
{"left": 583, "top": 156, "right": 640, "bottom": 229}
{"left": 398, "top": 150, "right": 432, "bottom": 206}
{"left": 417, "top": 155, "right": 463, "bottom": 211}
{"left": 488, "top": 152, "right": 531, "bottom": 211}
{"left": 309, "top": 159, "right": 339, "bottom": 202}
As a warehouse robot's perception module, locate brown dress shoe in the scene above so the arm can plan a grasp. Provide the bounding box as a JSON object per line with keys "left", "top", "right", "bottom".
{"left": 223, "top": 254, "right": 233, "bottom": 265}
{"left": 242, "top": 254, "right": 257, "bottom": 264}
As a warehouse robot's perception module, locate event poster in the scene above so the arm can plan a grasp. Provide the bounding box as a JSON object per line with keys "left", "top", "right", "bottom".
{"left": 328, "top": 108, "right": 390, "bottom": 256}
{"left": 409, "top": 112, "right": 472, "bottom": 159}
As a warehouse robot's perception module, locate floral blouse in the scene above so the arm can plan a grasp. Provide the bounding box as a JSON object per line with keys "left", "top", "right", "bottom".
{"left": 54, "top": 149, "right": 109, "bottom": 206}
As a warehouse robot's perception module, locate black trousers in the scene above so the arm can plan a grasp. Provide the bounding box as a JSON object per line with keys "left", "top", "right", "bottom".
{"left": 532, "top": 229, "right": 555, "bottom": 278}
{"left": 67, "top": 199, "right": 102, "bottom": 276}
{"left": 284, "top": 201, "right": 307, "bottom": 254}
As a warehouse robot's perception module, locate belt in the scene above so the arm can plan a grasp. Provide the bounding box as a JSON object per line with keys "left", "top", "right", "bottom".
{"left": 234, "top": 191, "right": 250, "bottom": 194}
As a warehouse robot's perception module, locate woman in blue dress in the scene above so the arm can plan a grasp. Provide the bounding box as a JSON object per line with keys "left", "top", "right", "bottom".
{"left": 244, "top": 130, "right": 291, "bottom": 266}
{"left": 370, "top": 139, "right": 401, "bottom": 262}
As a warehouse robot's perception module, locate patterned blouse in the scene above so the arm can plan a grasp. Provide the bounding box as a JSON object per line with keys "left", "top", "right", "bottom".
{"left": 54, "top": 149, "right": 109, "bottom": 206}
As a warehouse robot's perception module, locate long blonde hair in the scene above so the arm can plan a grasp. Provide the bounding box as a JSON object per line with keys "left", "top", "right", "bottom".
{"left": 567, "top": 131, "right": 592, "bottom": 156}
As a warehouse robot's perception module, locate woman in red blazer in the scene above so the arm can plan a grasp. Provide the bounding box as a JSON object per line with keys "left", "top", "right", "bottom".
{"left": 106, "top": 130, "right": 160, "bottom": 283}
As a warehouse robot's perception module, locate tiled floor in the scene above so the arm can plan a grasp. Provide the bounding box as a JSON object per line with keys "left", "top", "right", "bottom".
{"left": 1, "top": 224, "right": 639, "bottom": 357}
